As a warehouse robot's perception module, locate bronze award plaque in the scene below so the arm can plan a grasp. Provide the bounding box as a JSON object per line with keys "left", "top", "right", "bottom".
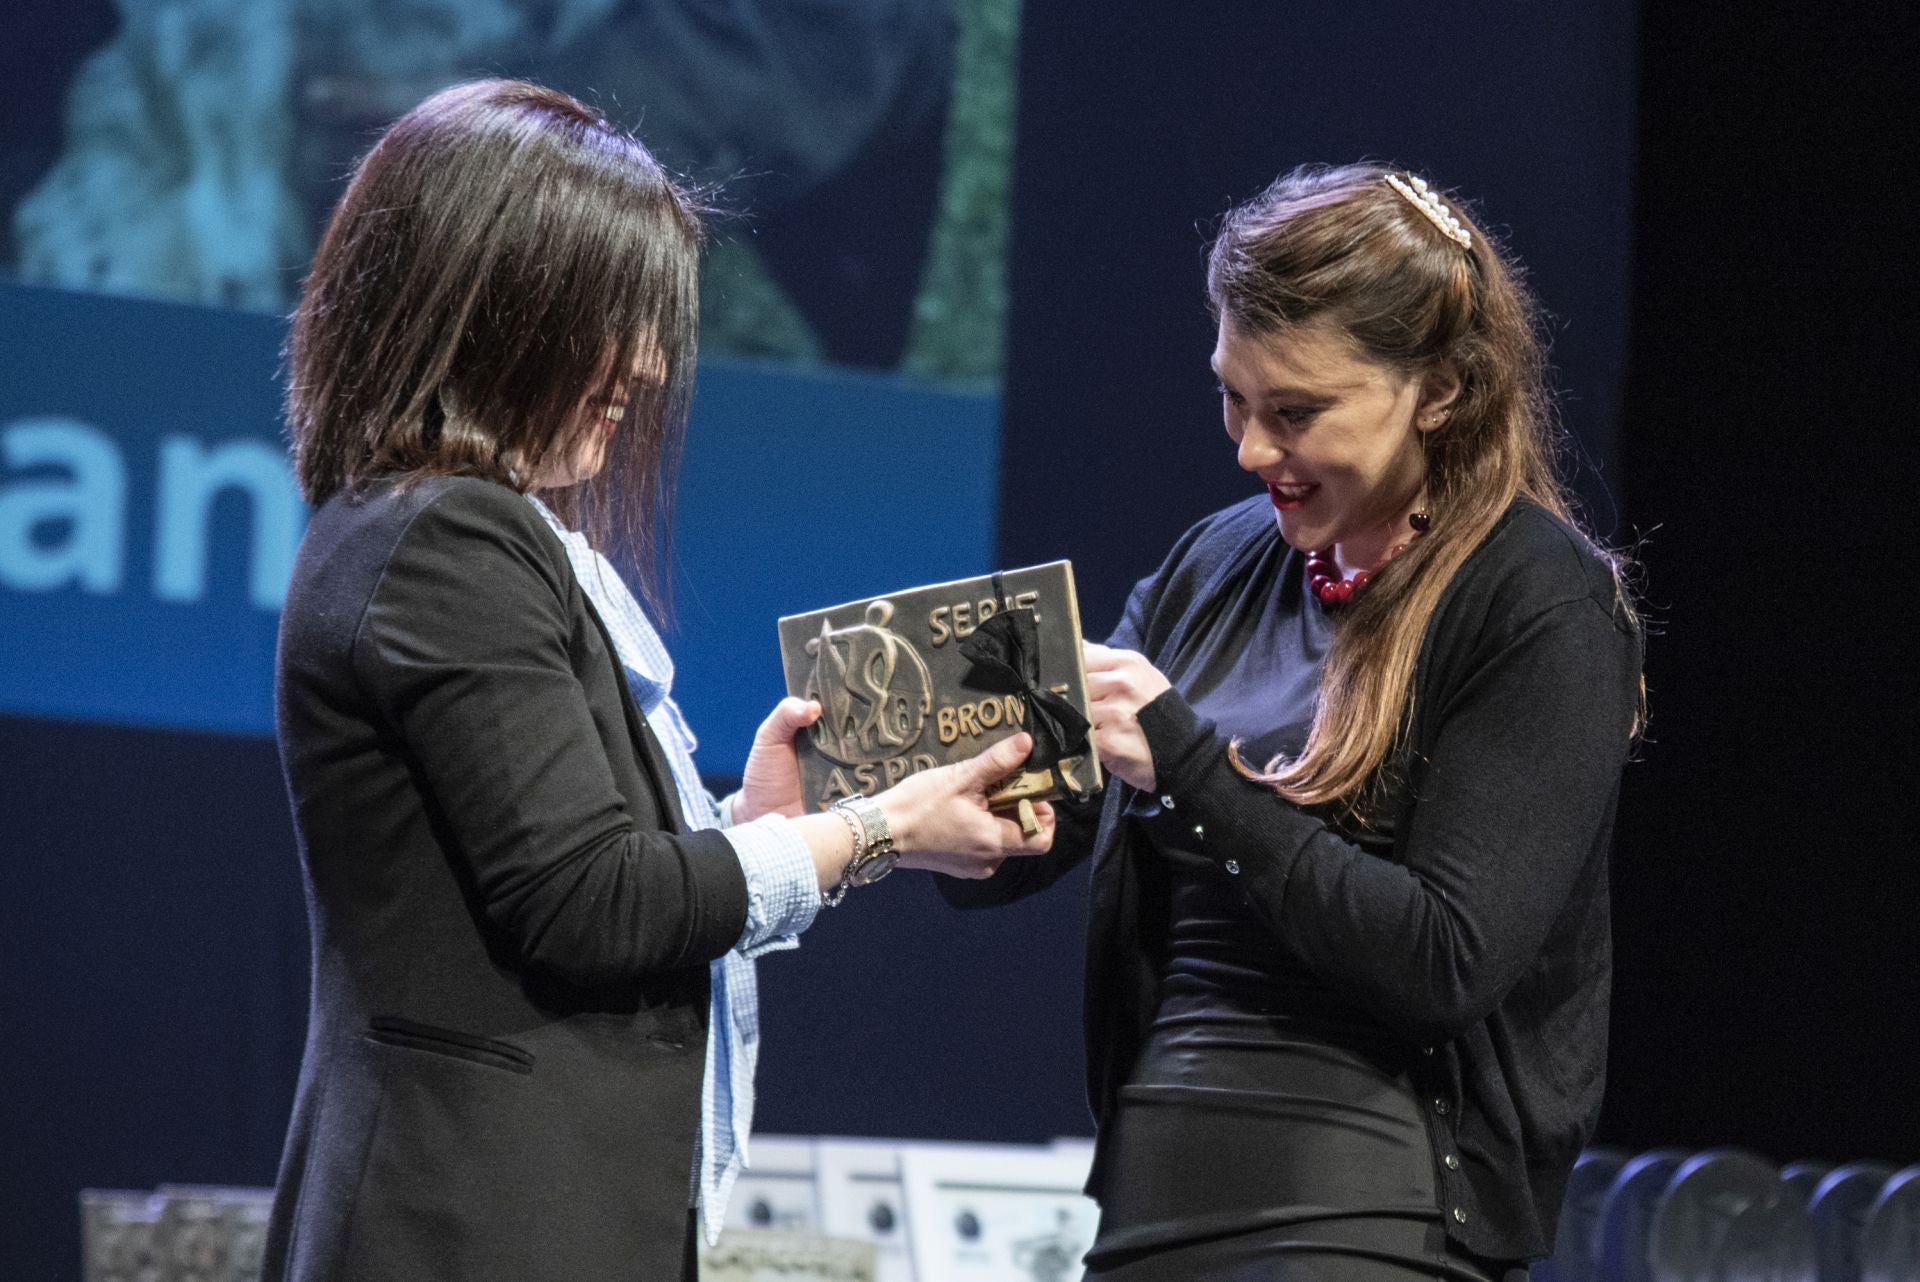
{"left": 777, "top": 561, "right": 1103, "bottom": 814}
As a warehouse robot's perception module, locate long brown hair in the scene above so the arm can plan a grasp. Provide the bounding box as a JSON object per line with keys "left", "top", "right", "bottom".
{"left": 285, "top": 79, "right": 704, "bottom": 615}
{"left": 1210, "top": 163, "right": 1637, "bottom": 809}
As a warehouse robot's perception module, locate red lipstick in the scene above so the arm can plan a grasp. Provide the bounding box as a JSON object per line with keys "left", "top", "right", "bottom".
{"left": 1267, "top": 481, "right": 1316, "bottom": 511}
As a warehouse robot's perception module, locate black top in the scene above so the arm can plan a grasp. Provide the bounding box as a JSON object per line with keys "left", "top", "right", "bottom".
{"left": 943, "top": 495, "right": 1643, "bottom": 1262}
{"left": 267, "top": 476, "right": 747, "bottom": 1282}
{"left": 1085, "top": 534, "right": 1485, "bottom": 1273}
{"left": 1141, "top": 527, "right": 1332, "bottom": 1010}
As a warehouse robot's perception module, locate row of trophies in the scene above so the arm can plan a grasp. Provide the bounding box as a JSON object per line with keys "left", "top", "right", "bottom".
{"left": 80, "top": 1141, "right": 1920, "bottom": 1282}
{"left": 1534, "top": 1148, "right": 1920, "bottom": 1282}
{"left": 79, "top": 1135, "right": 1101, "bottom": 1282}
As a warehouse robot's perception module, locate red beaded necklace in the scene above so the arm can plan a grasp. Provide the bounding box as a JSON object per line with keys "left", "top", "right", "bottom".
{"left": 1305, "top": 510, "right": 1431, "bottom": 609}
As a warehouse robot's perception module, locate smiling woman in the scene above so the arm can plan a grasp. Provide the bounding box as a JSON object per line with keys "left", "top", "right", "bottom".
{"left": 268, "top": 79, "right": 1054, "bottom": 1282}
{"left": 1212, "top": 321, "right": 1457, "bottom": 579}
{"left": 533, "top": 343, "right": 666, "bottom": 492}
{"left": 1200, "top": 163, "right": 1633, "bottom": 805}
{"left": 942, "top": 163, "right": 1645, "bottom": 1280}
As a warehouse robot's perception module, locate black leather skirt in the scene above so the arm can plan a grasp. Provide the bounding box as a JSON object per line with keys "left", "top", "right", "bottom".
{"left": 1083, "top": 1000, "right": 1517, "bottom": 1282}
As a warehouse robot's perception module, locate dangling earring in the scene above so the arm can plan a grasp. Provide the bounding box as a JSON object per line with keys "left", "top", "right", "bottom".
{"left": 1412, "top": 426, "right": 1435, "bottom": 533}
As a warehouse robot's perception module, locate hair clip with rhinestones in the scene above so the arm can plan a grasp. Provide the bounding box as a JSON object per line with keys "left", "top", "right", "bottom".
{"left": 1385, "top": 173, "right": 1472, "bottom": 251}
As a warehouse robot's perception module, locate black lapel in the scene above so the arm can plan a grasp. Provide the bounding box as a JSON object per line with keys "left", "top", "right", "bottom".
{"left": 522, "top": 508, "right": 693, "bottom": 836}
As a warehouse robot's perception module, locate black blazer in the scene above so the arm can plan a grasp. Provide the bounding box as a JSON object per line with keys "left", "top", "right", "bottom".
{"left": 264, "top": 476, "right": 750, "bottom": 1281}
{"left": 944, "top": 497, "right": 1642, "bottom": 1263}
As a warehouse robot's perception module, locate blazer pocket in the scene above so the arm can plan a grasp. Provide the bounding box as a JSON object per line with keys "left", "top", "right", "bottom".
{"left": 364, "top": 1016, "right": 535, "bottom": 1075}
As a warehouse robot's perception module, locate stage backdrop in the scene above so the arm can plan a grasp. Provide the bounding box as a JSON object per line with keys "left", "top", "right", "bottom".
{"left": 0, "top": 3, "right": 1650, "bottom": 1278}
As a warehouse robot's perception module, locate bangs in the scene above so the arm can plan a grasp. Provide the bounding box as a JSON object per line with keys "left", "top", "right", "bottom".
{"left": 438, "top": 99, "right": 703, "bottom": 485}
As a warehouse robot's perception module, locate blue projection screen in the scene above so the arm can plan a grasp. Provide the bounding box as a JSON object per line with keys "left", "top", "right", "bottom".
{"left": 0, "top": 282, "right": 999, "bottom": 772}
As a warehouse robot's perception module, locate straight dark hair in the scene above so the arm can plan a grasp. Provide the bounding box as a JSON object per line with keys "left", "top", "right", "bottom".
{"left": 286, "top": 78, "right": 704, "bottom": 615}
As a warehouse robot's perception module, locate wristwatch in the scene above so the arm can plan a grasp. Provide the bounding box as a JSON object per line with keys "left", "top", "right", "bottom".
{"left": 822, "top": 794, "right": 899, "bottom": 906}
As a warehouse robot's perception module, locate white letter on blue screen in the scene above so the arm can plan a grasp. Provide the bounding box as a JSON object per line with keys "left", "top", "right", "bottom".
{"left": 154, "top": 436, "right": 305, "bottom": 609}
{"left": 0, "top": 416, "right": 127, "bottom": 593}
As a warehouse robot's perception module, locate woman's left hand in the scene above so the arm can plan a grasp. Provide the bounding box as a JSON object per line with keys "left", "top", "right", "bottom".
{"left": 1084, "top": 642, "right": 1172, "bottom": 791}
{"left": 733, "top": 697, "right": 822, "bottom": 823}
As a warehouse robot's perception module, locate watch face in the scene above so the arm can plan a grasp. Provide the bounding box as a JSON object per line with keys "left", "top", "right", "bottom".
{"left": 850, "top": 850, "right": 899, "bottom": 886}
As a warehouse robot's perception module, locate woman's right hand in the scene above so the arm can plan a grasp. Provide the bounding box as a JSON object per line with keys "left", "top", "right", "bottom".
{"left": 880, "top": 733, "right": 1056, "bottom": 878}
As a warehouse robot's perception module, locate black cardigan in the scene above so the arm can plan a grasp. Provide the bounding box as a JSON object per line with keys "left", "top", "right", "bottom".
{"left": 943, "top": 495, "right": 1643, "bottom": 1262}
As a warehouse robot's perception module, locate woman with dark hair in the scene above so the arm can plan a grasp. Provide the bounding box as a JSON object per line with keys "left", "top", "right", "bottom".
{"left": 944, "top": 165, "right": 1644, "bottom": 1279}
{"left": 266, "top": 80, "right": 1052, "bottom": 1282}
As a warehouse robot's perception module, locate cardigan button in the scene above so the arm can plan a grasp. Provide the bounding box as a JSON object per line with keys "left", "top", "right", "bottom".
{"left": 1159, "top": 794, "right": 1176, "bottom": 810}
{"left": 1433, "top": 1098, "right": 1450, "bottom": 1115}
{"left": 1191, "top": 823, "right": 1205, "bottom": 840}
{"left": 1452, "top": 1207, "right": 1467, "bottom": 1225}
{"left": 1224, "top": 860, "right": 1240, "bottom": 875}
{"left": 1444, "top": 1153, "right": 1460, "bottom": 1171}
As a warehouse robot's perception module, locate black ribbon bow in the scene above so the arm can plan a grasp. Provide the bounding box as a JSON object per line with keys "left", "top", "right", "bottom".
{"left": 957, "top": 607, "right": 1092, "bottom": 796}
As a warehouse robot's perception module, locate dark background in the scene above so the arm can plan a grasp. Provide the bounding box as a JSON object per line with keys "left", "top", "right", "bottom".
{"left": 6, "top": 2, "right": 1918, "bottom": 1277}
{"left": 997, "top": 0, "right": 1920, "bottom": 1163}
{"left": 0, "top": 2, "right": 117, "bottom": 267}
{"left": 1601, "top": 6, "right": 1919, "bottom": 1154}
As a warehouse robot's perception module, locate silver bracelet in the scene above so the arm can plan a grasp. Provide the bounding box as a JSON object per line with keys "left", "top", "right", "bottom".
{"left": 820, "top": 803, "right": 866, "bottom": 908}
{"left": 821, "top": 794, "right": 900, "bottom": 906}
